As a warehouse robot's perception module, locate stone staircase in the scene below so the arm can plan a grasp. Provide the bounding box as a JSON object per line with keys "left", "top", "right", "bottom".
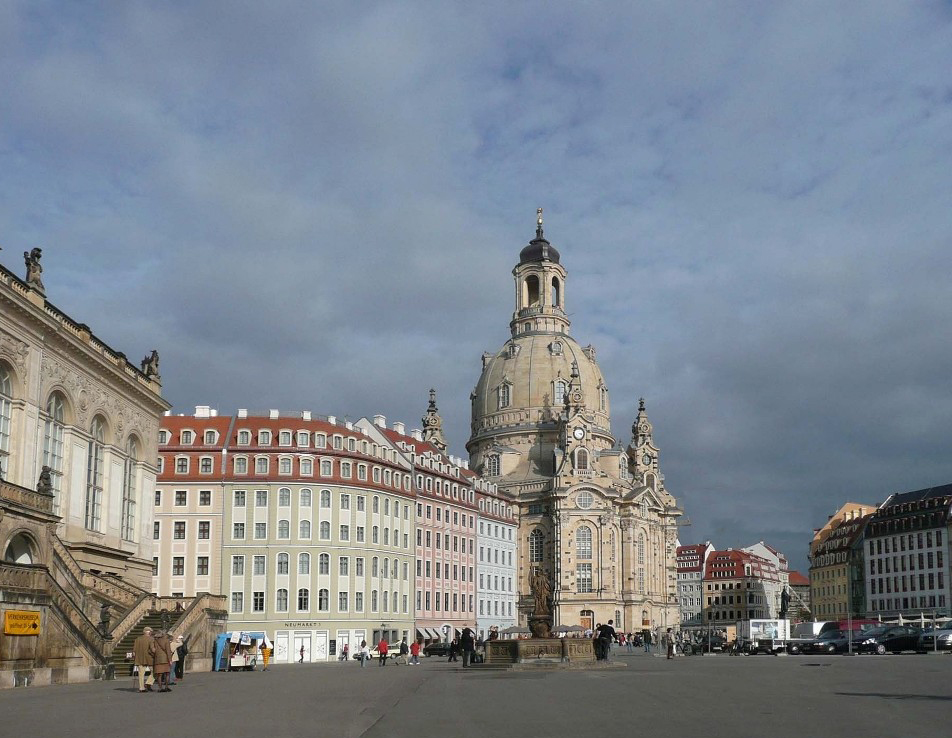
{"left": 109, "top": 612, "right": 177, "bottom": 678}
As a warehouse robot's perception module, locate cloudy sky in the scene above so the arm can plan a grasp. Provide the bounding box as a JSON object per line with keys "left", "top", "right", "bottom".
{"left": 3, "top": 1, "right": 952, "bottom": 572}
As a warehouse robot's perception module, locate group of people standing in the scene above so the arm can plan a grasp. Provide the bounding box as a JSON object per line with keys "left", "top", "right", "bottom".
{"left": 446, "top": 626, "right": 478, "bottom": 666}
{"left": 132, "top": 627, "right": 188, "bottom": 692}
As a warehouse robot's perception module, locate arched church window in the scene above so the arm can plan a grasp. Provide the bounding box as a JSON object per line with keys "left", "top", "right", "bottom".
{"left": 486, "top": 455, "right": 500, "bottom": 476}
{"left": 498, "top": 383, "right": 511, "bottom": 410}
{"left": 554, "top": 380, "right": 566, "bottom": 406}
{"left": 551, "top": 277, "right": 561, "bottom": 307}
{"left": 637, "top": 531, "right": 645, "bottom": 565}
{"left": 0, "top": 364, "right": 12, "bottom": 464}
{"left": 4, "top": 533, "right": 35, "bottom": 565}
{"left": 524, "top": 275, "right": 540, "bottom": 308}
{"left": 575, "top": 448, "right": 589, "bottom": 470}
{"left": 529, "top": 529, "right": 544, "bottom": 563}
{"left": 121, "top": 436, "right": 139, "bottom": 541}
{"left": 576, "top": 526, "right": 593, "bottom": 559}
{"left": 43, "top": 392, "right": 66, "bottom": 511}
{"left": 619, "top": 455, "right": 629, "bottom": 480}
{"left": 85, "top": 416, "right": 106, "bottom": 531}
{"left": 599, "top": 387, "right": 607, "bottom": 411}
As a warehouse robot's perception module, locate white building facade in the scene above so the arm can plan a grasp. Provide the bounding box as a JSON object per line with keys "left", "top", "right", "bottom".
{"left": 475, "top": 477, "right": 517, "bottom": 640}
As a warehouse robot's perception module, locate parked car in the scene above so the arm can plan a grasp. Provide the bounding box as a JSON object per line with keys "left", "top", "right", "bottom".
{"left": 697, "top": 634, "right": 727, "bottom": 652}
{"left": 917, "top": 625, "right": 952, "bottom": 652}
{"left": 423, "top": 641, "right": 452, "bottom": 657}
{"left": 802, "top": 629, "right": 864, "bottom": 654}
{"left": 787, "top": 622, "right": 827, "bottom": 654}
{"left": 368, "top": 645, "right": 399, "bottom": 661}
{"left": 855, "top": 626, "right": 922, "bottom": 654}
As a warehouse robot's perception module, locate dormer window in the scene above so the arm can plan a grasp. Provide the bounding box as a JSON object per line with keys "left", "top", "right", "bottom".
{"left": 549, "top": 341, "right": 563, "bottom": 356}
{"left": 258, "top": 430, "right": 271, "bottom": 446}
{"left": 204, "top": 430, "right": 217, "bottom": 445}
{"left": 181, "top": 430, "right": 193, "bottom": 445}
{"left": 554, "top": 380, "right": 567, "bottom": 406}
{"left": 237, "top": 430, "right": 251, "bottom": 445}
{"left": 158, "top": 430, "right": 169, "bottom": 444}
{"left": 279, "top": 431, "right": 292, "bottom": 446}
{"left": 498, "top": 382, "right": 512, "bottom": 410}
{"left": 314, "top": 434, "right": 326, "bottom": 449}
{"left": 297, "top": 431, "right": 310, "bottom": 447}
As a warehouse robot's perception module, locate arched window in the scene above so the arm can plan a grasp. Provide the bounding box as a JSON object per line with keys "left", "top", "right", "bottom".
{"left": 278, "top": 520, "right": 290, "bottom": 539}
{"left": 0, "top": 364, "right": 12, "bottom": 464}
{"left": 276, "top": 589, "right": 288, "bottom": 612}
{"left": 498, "top": 383, "right": 511, "bottom": 410}
{"left": 551, "top": 276, "right": 561, "bottom": 307}
{"left": 299, "top": 520, "right": 311, "bottom": 539}
{"left": 529, "top": 529, "right": 544, "bottom": 563}
{"left": 371, "top": 590, "right": 379, "bottom": 611}
{"left": 524, "top": 275, "right": 540, "bottom": 307}
{"left": 121, "top": 437, "right": 138, "bottom": 541}
{"left": 554, "top": 380, "right": 567, "bottom": 406}
{"left": 486, "top": 455, "right": 500, "bottom": 477}
{"left": 372, "top": 557, "right": 379, "bottom": 576}
{"left": 297, "top": 588, "right": 310, "bottom": 611}
{"left": 300, "top": 489, "right": 312, "bottom": 506}
{"left": 298, "top": 552, "right": 310, "bottom": 575}
{"left": 320, "top": 490, "right": 331, "bottom": 507}
{"left": 576, "top": 526, "right": 593, "bottom": 559}
{"left": 383, "top": 558, "right": 389, "bottom": 579}
{"left": 319, "top": 553, "right": 329, "bottom": 575}
{"left": 279, "top": 488, "right": 291, "bottom": 506}
{"left": 277, "top": 553, "right": 289, "bottom": 574}
{"left": 575, "top": 448, "right": 589, "bottom": 471}
{"left": 43, "top": 392, "right": 66, "bottom": 511}
{"left": 619, "top": 455, "right": 629, "bottom": 479}
{"left": 320, "top": 521, "right": 330, "bottom": 539}
{"left": 85, "top": 416, "right": 106, "bottom": 530}
{"left": 4, "top": 532, "right": 35, "bottom": 564}
{"left": 637, "top": 531, "right": 645, "bottom": 565}
{"left": 600, "top": 387, "right": 607, "bottom": 411}
{"left": 318, "top": 588, "right": 329, "bottom": 611}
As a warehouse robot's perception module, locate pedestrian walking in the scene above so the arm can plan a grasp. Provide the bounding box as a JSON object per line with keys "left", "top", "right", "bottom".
{"left": 626, "top": 632, "right": 634, "bottom": 652}
{"left": 644, "top": 630, "right": 652, "bottom": 653}
{"left": 133, "top": 626, "right": 154, "bottom": 693}
{"left": 597, "top": 620, "right": 616, "bottom": 662}
{"left": 150, "top": 630, "right": 174, "bottom": 692}
{"left": 666, "top": 628, "right": 674, "bottom": 660}
{"left": 396, "top": 637, "right": 410, "bottom": 665}
{"left": 448, "top": 637, "right": 460, "bottom": 662}
{"left": 409, "top": 638, "right": 421, "bottom": 665}
{"left": 461, "top": 626, "right": 476, "bottom": 667}
{"left": 299, "top": 644, "right": 305, "bottom": 663}
{"left": 340, "top": 643, "right": 350, "bottom": 661}
{"left": 358, "top": 640, "right": 369, "bottom": 667}
{"left": 168, "top": 637, "right": 179, "bottom": 684}
{"left": 377, "top": 636, "right": 389, "bottom": 666}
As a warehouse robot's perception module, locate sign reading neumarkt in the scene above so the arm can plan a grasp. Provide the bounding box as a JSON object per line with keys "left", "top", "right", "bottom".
{"left": 3, "top": 610, "right": 42, "bottom": 636}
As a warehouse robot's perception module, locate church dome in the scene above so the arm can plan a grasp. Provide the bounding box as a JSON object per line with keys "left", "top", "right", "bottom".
{"left": 519, "top": 235, "right": 560, "bottom": 265}
{"left": 468, "top": 331, "right": 612, "bottom": 447}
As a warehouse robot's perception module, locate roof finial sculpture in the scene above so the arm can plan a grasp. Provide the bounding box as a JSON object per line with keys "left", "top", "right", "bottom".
{"left": 536, "top": 207, "right": 544, "bottom": 239}
{"left": 24, "top": 247, "right": 45, "bottom": 294}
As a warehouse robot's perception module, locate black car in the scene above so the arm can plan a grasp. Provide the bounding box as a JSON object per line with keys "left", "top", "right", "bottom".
{"left": 697, "top": 634, "right": 727, "bottom": 652}
{"left": 856, "top": 626, "right": 922, "bottom": 654}
{"left": 917, "top": 626, "right": 952, "bottom": 652}
{"left": 423, "top": 641, "right": 452, "bottom": 657}
{"left": 802, "top": 629, "right": 864, "bottom": 654}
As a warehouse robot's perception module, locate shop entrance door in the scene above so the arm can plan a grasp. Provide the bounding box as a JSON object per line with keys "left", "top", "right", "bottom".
{"left": 274, "top": 632, "right": 289, "bottom": 662}
{"left": 337, "top": 631, "right": 350, "bottom": 660}
{"left": 313, "top": 631, "right": 328, "bottom": 661}
{"left": 293, "top": 633, "right": 311, "bottom": 663}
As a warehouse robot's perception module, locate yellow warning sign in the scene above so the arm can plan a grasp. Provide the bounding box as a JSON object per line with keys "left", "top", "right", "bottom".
{"left": 3, "top": 610, "right": 41, "bottom": 636}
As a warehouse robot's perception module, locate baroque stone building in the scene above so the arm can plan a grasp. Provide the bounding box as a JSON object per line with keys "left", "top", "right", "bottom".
{"left": 466, "top": 214, "right": 682, "bottom": 632}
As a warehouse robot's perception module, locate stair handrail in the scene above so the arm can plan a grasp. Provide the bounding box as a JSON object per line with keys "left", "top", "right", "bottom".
{"left": 49, "top": 535, "right": 88, "bottom": 606}
{"left": 105, "top": 592, "right": 153, "bottom": 654}
{"left": 82, "top": 571, "right": 142, "bottom": 608}
{"left": 169, "top": 592, "right": 227, "bottom": 640}
{"left": 42, "top": 567, "right": 109, "bottom": 665}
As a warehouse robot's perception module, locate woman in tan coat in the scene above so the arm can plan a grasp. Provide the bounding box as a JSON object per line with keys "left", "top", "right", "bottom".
{"left": 151, "top": 630, "right": 174, "bottom": 692}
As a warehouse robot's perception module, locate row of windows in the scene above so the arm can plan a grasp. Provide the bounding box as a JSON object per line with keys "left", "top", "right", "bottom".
{"left": 415, "top": 529, "right": 474, "bottom": 554}
{"left": 414, "top": 559, "right": 474, "bottom": 582}
{"left": 479, "top": 521, "right": 513, "bottom": 539}
{"left": 413, "top": 473, "right": 473, "bottom": 502}
{"left": 869, "top": 572, "right": 945, "bottom": 594}
{"left": 414, "top": 590, "right": 474, "bottom": 613}
{"left": 154, "top": 521, "right": 211, "bottom": 540}
{"left": 478, "top": 599, "right": 514, "bottom": 617}
{"left": 231, "top": 588, "right": 408, "bottom": 614}
{"left": 529, "top": 527, "right": 648, "bottom": 564}
{"left": 233, "top": 489, "right": 409, "bottom": 517}
{"left": 870, "top": 595, "right": 947, "bottom": 612}
{"left": 231, "top": 553, "right": 409, "bottom": 579}
{"left": 478, "top": 574, "right": 512, "bottom": 592}
{"left": 869, "top": 550, "right": 945, "bottom": 575}
{"left": 162, "top": 428, "right": 364, "bottom": 452}
{"left": 479, "top": 547, "right": 513, "bottom": 566}
{"left": 869, "top": 531, "right": 943, "bottom": 556}
{"left": 157, "top": 556, "right": 209, "bottom": 577}
{"left": 415, "top": 502, "right": 476, "bottom": 528}
{"left": 158, "top": 490, "right": 213, "bottom": 507}
{"left": 230, "top": 521, "right": 409, "bottom": 547}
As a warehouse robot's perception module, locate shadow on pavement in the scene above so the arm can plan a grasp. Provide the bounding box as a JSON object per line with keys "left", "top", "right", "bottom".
{"left": 835, "top": 692, "right": 952, "bottom": 701}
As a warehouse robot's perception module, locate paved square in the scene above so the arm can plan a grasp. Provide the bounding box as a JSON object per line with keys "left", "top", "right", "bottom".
{"left": 1, "top": 651, "right": 950, "bottom": 738}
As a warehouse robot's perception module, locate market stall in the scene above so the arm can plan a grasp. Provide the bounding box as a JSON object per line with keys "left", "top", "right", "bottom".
{"left": 213, "top": 631, "right": 272, "bottom": 672}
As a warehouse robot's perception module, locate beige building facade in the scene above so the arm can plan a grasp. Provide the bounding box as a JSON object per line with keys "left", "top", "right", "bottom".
{"left": 466, "top": 216, "right": 682, "bottom": 633}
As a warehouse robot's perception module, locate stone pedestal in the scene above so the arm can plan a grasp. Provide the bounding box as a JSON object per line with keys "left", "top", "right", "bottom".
{"left": 485, "top": 637, "right": 596, "bottom": 665}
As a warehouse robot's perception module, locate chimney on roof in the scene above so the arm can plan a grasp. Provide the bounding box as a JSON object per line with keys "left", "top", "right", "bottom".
{"left": 411, "top": 428, "right": 423, "bottom": 441}
{"left": 269, "top": 409, "right": 279, "bottom": 419}
{"left": 327, "top": 415, "right": 336, "bottom": 425}
{"left": 373, "top": 415, "right": 386, "bottom": 428}
{"left": 345, "top": 421, "right": 353, "bottom": 430}
{"left": 393, "top": 421, "right": 406, "bottom": 435}
{"left": 163, "top": 410, "right": 171, "bottom": 416}
{"left": 195, "top": 405, "right": 211, "bottom": 418}
{"left": 302, "top": 410, "right": 311, "bottom": 421}
{"left": 237, "top": 409, "right": 248, "bottom": 419}
{"left": 461, "top": 459, "right": 469, "bottom": 470}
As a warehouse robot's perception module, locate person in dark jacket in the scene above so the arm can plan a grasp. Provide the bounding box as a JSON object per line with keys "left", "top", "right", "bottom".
{"left": 460, "top": 627, "right": 476, "bottom": 667}
{"left": 448, "top": 637, "right": 460, "bottom": 662}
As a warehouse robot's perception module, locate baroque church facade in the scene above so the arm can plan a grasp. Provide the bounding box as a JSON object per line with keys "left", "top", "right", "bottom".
{"left": 466, "top": 213, "right": 682, "bottom": 633}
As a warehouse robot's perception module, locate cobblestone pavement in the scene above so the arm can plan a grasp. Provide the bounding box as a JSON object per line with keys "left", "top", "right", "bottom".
{"left": 2, "top": 650, "right": 950, "bottom": 738}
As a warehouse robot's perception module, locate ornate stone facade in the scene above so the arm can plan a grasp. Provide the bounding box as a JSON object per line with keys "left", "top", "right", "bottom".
{"left": 467, "top": 218, "right": 682, "bottom": 633}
